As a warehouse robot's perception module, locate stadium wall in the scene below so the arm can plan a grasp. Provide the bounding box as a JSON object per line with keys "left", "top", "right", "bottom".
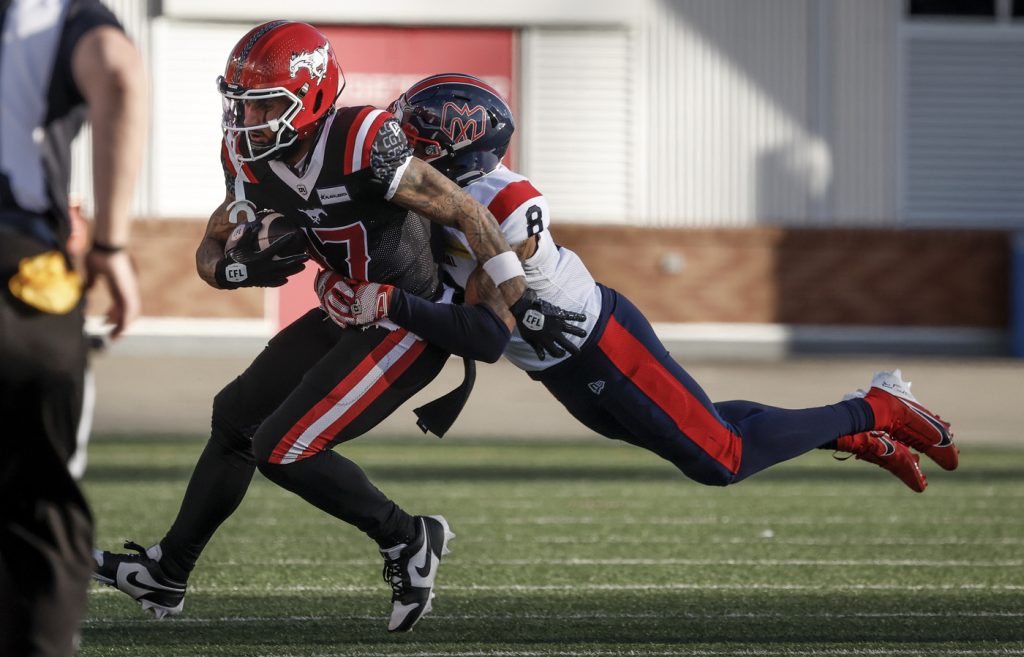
{"left": 86, "top": 218, "right": 1010, "bottom": 329}
{"left": 73, "top": 1, "right": 1020, "bottom": 355}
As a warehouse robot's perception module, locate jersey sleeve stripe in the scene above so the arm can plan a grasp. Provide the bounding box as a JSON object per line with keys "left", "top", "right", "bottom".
{"left": 344, "top": 106, "right": 375, "bottom": 174}
{"left": 385, "top": 155, "right": 412, "bottom": 201}
{"left": 350, "top": 108, "right": 387, "bottom": 173}
{"left": 221, "top": 141, "right": 237, "bottom": 177}
{"left": 358, "top": 110, "right": 390, "bottom": 172}
{"left": 487, "top": 180, "right": 542, "bottom": 225}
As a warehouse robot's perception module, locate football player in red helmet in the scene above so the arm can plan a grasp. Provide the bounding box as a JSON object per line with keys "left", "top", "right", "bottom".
{"left": 336, "top": 73, "right": 956, "bottom": 494}
{"left": 93, "top": 23, "right": 586, "bottom": 634}
{"left": 217, "top": 20, "right": 342, "bottom": 162}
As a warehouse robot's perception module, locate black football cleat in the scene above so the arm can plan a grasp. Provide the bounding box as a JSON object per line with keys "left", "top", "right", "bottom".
{"left": 92, "top": 541, "right": 186, "bottom": 619}
{"left": 380, "top": 515, "right": 454, "bottom": 632}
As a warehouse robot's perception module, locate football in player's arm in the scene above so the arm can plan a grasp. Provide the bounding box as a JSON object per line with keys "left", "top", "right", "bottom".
{"left": 196, "top": 142, "right": 584, "bottom": 362}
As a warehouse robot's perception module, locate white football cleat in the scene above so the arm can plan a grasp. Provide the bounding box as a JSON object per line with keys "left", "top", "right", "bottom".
{"left": 380, "top": 515, "right": 454, "bottom": 632}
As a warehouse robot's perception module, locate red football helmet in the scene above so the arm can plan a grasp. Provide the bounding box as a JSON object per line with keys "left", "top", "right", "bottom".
{"left": 217, "top": 21, "right": 344, "bottom": 161}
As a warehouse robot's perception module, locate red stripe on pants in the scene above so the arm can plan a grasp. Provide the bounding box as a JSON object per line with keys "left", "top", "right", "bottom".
{"left": 597, "top": 316, "right": 742, "bottom": 474}
{"left": 269, "top": 329, "right": 419, "bottom": 464}
{"left": 296, "top": 337, "right": 427, "bottom": 460}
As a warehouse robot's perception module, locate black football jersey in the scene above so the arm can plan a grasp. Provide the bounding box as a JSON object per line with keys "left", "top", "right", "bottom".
{"left": 221, "top": 106, "right": 440, "bottom": 299}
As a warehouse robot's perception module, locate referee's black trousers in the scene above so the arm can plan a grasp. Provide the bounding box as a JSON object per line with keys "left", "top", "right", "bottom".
{"left": 0, "top": 231, "right": 91, "bottom": 657}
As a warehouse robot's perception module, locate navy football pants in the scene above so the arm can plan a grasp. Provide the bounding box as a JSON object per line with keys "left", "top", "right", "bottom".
{"left": 533, "top": 286, "right": 874, "bottom": 485}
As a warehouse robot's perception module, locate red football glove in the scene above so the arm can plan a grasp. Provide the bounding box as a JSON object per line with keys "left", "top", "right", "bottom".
{"left": 314, "top": 269, "right": 394, "bottom": 327}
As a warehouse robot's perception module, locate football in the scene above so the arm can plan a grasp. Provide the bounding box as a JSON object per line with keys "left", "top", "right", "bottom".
{"left": 224, "top": 211, "right": 306, "bottom": 263}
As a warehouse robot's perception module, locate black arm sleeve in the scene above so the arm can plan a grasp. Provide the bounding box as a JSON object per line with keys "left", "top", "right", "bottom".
{"left": 389, "top": 289, "right": 511, "bottom": 363}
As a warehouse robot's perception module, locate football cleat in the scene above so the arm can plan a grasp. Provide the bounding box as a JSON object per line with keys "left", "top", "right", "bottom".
{"left": 835, "top": 431, "right": 927, "bottom": 492}
{"left": 380, "top": 515, "right": 454, "bottom": 632}
{"left": 92, "top": 541, "right": 186, "bottom": 619}
{"left": 848, "top": 369, "right": 958, "bottom": 471}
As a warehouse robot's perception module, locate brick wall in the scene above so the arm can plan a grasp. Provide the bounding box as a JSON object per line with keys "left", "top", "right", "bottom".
{"left": 550, "top": 225, "right": 1009, "bottom": 327}
{"left": 90, "top": 219, "right": 1010, "bottom": 327}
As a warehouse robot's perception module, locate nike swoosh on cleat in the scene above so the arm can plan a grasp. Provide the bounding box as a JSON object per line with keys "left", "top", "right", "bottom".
{"left": 899, "top": 399, "right": 952, "bottom": 446}
{"left": 118, "top": 565, "right": 184, "bottom": 599}
{"left": 875, "top": 433, "right": 896, "bottom": 457}
{"left": 413, "top": 540, "right": 434, "bottom": 580}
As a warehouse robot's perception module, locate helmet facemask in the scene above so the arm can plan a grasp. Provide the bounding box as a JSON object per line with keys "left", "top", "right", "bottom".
{"left": 218, "top": 77, "right": 304, "bottom": 162}
{"left": 389, "top": 95, "right": 447, "bottom": 163}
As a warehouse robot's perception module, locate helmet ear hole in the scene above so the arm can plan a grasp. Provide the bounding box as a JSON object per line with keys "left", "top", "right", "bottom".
{"left": 312, "top": 90, "right": 323, "bottom": 114}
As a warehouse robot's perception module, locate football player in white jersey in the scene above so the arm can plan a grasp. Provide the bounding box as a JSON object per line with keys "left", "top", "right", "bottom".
{"left": 319, "top": 74, "right": 959, "bottom": 495}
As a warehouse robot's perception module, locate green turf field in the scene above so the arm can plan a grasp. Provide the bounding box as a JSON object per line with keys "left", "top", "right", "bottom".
{"left": 82, "top": 434, "right": 1024, "bottom": 657}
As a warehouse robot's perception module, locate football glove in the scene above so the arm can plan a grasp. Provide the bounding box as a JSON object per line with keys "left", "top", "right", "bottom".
{"left": 215, "top": 231, "right": 308, "bottom": 289}
{"left": 315, "top": 270, "right": 394, "bottom": 327}
{"left": 509, "top": 289, "right": 588, "bottom": 360}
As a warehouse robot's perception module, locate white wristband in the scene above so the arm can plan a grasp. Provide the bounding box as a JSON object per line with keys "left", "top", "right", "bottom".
{"left": 482, "top": 251, "right": 525, "bottom": 286}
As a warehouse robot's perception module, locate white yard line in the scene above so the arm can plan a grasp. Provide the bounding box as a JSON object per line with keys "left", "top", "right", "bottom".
{"left": 456, "top": 516, "right": 1024, "bottom": 526}
{"left": 92, "top": 582, "right": 1024, "bottom": 594}
{"left": 146, "top": 646, "right": 1024, "bottom": 650}
{"left": 204, "top": 558, "right": 1024, "bottom": 568}
{"left": 534, "top": 536, "right": 1024, "bottom": 546}
{"left": 83, "top": 610, "right": 1024, "bottom": 626}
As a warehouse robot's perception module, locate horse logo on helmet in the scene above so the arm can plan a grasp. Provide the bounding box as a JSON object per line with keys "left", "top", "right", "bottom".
{"left": 289, "top": 45, "right": 330, "bottom": 84}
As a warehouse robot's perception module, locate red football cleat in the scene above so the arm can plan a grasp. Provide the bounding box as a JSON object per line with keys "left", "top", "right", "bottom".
{"left": 851, "top": 369, "right": 958, "bottom": 471}
{"left": 835, "top": 430, "right": 928, "bottom": 493}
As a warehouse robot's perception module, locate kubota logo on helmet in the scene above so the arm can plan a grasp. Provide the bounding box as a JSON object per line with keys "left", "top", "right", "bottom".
{"left": 289, "top": 45, "right": 329, "bottom": 83}
{"left": 441, "top": 102, "right": 487, "bottom": 145}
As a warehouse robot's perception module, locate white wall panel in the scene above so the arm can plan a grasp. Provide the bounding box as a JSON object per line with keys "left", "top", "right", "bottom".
{"left": 640, "top": 0, "right": 823, "bottom": 227}
{"left": 70, "top": 0, "right": 152, "bottom": 217}
{"left": 111, "top": 1, "right": 916, "bottom": 226}
{"left": 831, "top": 0, "right": 900, "bottom": 224}
{"left": 520, "top": 29, "right": 633, "bottom": 223}
{"left": 903, "top": 25, "right": 1024, "bottom": 228}
{"left": 162, "top": 0, "right": 638, "bottom": 27}
{"left": 148, "top": 19, "right": 248, "bottom": 217}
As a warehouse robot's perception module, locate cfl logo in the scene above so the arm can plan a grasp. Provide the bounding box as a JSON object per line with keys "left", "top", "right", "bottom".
{"left": 225, "top": 262, "right": 248, "bottom": 282}
{"left": 522, "top": 309, "right": 545, "bottom": 331}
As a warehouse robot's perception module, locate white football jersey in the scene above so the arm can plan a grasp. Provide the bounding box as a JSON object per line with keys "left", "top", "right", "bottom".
{"left": 441, "top": 165, "right": 603, "bottom": 371}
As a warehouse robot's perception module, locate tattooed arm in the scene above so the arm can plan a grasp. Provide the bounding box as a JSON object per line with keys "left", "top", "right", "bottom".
{"left": 390, "top": 157, "right": 526, "bottom": 307}
{"left": 196, "top": 190, "right": 307, "bottom": 289}
{"left": 196, "top": 192, "right": 236, "bottom": 288}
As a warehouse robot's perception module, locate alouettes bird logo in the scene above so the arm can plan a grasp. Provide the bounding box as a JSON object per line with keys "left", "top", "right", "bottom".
{"left": 440, "top": 102, "right": 487, "bottom": 146}
{"left": 289, "top": 45, "right": 329, "bottom": 83}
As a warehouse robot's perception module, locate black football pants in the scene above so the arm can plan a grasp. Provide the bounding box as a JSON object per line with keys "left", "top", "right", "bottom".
{"left": 159, "top": 309, "right": 449, "bottom": 580}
